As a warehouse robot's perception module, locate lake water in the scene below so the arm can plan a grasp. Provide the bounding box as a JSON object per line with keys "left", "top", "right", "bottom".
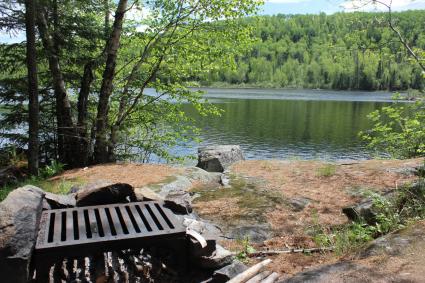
{"left": 173, "top": 88, "right": 398, "bottom": 161}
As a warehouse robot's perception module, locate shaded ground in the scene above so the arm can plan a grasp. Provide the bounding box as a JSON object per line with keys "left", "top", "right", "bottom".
{"left": 192, "top": 158, "right": 423, "bottom": 275}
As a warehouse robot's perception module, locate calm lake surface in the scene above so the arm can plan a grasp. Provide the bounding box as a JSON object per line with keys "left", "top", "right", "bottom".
{"left": 173, "top": 88, "right": 398, "bottom": 161}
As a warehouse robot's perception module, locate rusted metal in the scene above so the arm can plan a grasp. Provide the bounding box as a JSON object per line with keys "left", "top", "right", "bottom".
{"left": 35, "top": 201, "right": 186, "bottom": 259}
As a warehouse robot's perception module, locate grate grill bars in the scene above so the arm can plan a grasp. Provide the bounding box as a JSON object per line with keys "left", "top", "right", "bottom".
{"left": 36, "top": 201, "right": 185, "bottom": 251}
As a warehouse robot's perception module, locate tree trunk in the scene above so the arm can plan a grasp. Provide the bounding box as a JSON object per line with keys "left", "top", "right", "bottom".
{"left": 94, "top": 0, "right": 128, "bottom": 164}
{"left": 24, "top": 0, "right": 39, "bottom": 175}
{"left": 76, "top": 61, "right": 94, "bottom": 166}
{"left": 36, "top": 6, "right": 78, "bottom": 168}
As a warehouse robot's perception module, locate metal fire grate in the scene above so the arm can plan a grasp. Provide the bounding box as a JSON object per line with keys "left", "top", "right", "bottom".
{"left": 35, "top": 201, "right": 186, "bottom": 254}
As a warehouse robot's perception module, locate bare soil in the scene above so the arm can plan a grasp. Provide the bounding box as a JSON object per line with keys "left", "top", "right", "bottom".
{"left": 52, "top": 163, "right": 182, "bottom": 188}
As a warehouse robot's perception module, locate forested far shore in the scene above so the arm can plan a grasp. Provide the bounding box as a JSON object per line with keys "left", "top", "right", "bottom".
{"left": 199, "top": 10, "right": 425, "bottom": 91}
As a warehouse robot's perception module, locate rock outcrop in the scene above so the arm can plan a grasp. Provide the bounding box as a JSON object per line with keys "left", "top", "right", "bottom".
{"left": 282, "top": 220, "right": 425, "bottom": 283}
{"left": 197, "top": 145, "right": 244, "bottom": 172}
{"left": 0, "top": 185, "right": 45, "bottom": 282}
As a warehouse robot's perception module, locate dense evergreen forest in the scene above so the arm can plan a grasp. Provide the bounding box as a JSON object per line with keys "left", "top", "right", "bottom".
{"left": 201, "top": 10, "right": 425, "bottom": 91}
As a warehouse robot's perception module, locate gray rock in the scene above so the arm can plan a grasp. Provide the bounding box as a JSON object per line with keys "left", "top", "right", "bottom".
{"left": 158, "top": 175, "right": 193, "bottom": 194}
{"left": 0, "top": 185, "right": 45, "bottom": 282}
{"left": 164, "top": 191, "right": 193, "bottom": 214}
{"left": 133, "top": 187, "right": 163, "bottom": 201}
{"left": 342, "top": 190, "right": 396, "bottom": 224}
{"left": 283, "top": 221, "right": 425, "bottom": 283}
{"left": 289, "top": 197, "right": 311, "bottom": 212}
{"left": 197, "top": 145, "right": 244, "bottom": 172}
{"left": 44, "top": 192, "right": 76, "bottom": 209}
{"left": 361, "top": 222, "right": 425, "bottom": 258}
{"left": 184, "top": 167, "right": 222, "bottom": 184}
{"left": 183, "top": 218, "right": 223, "bottom": 240}
{"left": 155, "top": 176, "right": 193, "bottom": 214}
{"left": 75, "top": 180, "right": 134, "bottom": 207}
{"left": 280, "top": 262, "right": 382, "bottom": 283}
{"left": 197, "top": 244, "right": 234, "bottom": 269}
{"left": 211, "top": 260, "right": 247, "bottom": 283}
{"left": 229, "top": 224, "right": 272, "bottom": 243}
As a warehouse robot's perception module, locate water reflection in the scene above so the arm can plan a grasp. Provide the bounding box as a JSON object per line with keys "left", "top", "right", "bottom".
{"left": 176, "top": 93, "right": 392, "bottom": 161}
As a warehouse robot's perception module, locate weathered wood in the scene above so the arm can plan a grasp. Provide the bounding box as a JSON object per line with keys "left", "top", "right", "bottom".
{"left": 247, "top": 247, "right": 334, "bottom": 257}
{"left": 260, "top": 272, "right": 279, "bottom": 283}
{"left": 227, "top": 259, "right": 272, "bottom": 283}
{"left": 246, "top": 271, "right": 272, "bottom": 283}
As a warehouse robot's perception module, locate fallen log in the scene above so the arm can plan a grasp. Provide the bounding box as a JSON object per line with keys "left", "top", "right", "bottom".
{"left": 260, "top": 272, "right": 279, "bottom": 283}
{"left": 227, "top": 259, "right": 272, "bottom": 283}
{"left": 246, "top": 247, "right": 333, "bottom": 257}
{"left": 245, "top": 271, "right": 272, "bottom": 283}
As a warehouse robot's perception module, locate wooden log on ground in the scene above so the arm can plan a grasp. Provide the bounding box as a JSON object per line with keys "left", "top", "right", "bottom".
{"left": 246, "top": 270, "right": 272, "bottom": 283}
{"left": 227, "top": 259, "right": 272, "bottom": 283}
{"left": 247, "top": 247, "right": 333, "bottom": 257}
{"left": 260, "top": 272, "right": 279, "bottom": 283}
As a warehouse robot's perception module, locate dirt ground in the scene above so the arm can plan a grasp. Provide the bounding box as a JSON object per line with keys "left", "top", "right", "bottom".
{"left": 52, "top": 163, "right": 181, "bottom": 188}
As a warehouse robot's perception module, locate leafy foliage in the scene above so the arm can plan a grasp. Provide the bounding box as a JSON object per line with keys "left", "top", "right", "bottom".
{"left": 360, "top": 101, "right": 425, "bottom": 158}
{"left": 236, "top": 236, "right": 256, "bottom": 262}
{"left": 0, "top": 0, "right": 261, "bottom": 166}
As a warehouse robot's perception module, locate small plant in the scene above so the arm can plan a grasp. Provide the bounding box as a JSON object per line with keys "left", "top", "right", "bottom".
{"left": 312, "top": 182, "right": 425, "bottom": 255}
{"left": 236, "top": 236, "right": 256, "bottom": 262}
{"left": 316, "top": 164, "right": 336, "bottom": 177}
{"left": 40, "top": 160, "right": 65, "bottom": 178}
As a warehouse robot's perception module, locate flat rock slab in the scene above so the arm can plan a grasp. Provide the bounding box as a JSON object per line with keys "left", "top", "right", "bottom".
{"left": 282, "top": 221, "right": 425, "bottom": 283}
{"left": 0, "top": 185, "right": 45, "bottom": 282}
{"left": 280, "top": 262, "right": 396, "bottom": 283}
{"left": 211, "top": 260, "right": 247, "bottom": 282}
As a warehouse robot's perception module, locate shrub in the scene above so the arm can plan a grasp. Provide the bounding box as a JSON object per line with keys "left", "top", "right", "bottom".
{"left": 312, "top": 180, "right": 425, "bottom": 255}
{"left": 360, "top": 101, "right": 425, "bottom": 158}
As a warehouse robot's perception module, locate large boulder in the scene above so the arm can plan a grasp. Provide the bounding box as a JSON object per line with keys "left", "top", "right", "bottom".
{"left": 197, "top": 145, "right": 244, "bottom": 172}
{"left": 75, "top": 180, "right": 135, "bottom": 206}
{"left": 44, "top": 192, "right": 76, "bottom": 209}
{"left": 0, "top": 185, "right": 45, "bottom": 282}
